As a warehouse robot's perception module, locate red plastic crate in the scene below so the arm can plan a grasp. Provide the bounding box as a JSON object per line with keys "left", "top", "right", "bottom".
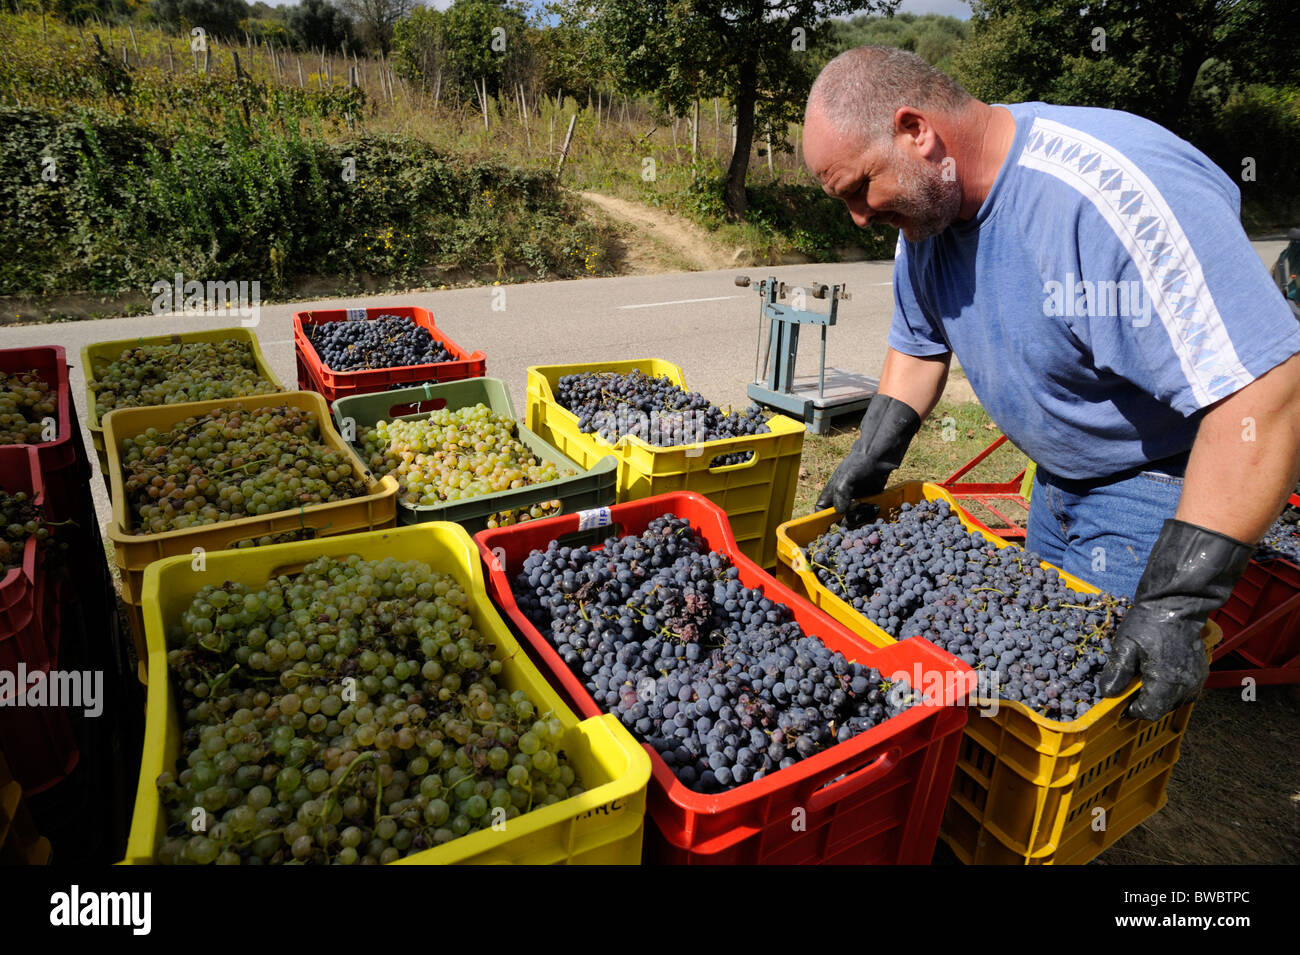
{"left": 0, "top": 656, "right": 80, "bottom": 795}
{"left": 474, "top": 491, "right": 972, "bottom": 864}
{"left": 0, "top": 556, "right": 79, "bottom": 796}
{"left": 0, "top": 346, "right": 89, "bottom": 524}
{"left": 0, "top": 447, "right": 43, "bottom": 653}
{"left": 939, "top": 435, "right": 1030, "bottom": 541}
{"left": 1206, "top": 505, "right": 1300, "bottom": 687}
{"left": 293, "top": 306, "right": 486, "bottom": 403}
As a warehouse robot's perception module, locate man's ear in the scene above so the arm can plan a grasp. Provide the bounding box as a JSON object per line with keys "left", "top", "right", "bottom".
{"left": 893, "top": 106, "right": 939, "bottom": 159}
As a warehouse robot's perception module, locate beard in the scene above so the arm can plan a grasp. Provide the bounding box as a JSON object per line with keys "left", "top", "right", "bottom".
{"left": 887, "top": 146, "right": 964, "bottom": 242}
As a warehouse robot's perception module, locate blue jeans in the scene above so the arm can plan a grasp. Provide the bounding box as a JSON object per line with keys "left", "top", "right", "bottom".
{"left": 1024, "top": 454, "right": 1188, "bottom": 600}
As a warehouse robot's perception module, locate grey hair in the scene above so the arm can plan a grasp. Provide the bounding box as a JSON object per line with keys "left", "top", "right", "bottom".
{"left": 807, "top": 46, "right": 973, "bottom": 148}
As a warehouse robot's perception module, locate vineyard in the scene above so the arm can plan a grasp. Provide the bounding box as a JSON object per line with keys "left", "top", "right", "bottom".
{"left": 0, "top": 11, "right": 893, "bottom": 314}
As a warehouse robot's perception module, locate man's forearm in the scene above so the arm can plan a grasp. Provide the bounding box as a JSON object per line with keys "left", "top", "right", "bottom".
{"left": 877, "top": 347, "right": 952, "bottom": 420}
{"left": 1177, "top": 352, "right": 1300, "bottom": 543}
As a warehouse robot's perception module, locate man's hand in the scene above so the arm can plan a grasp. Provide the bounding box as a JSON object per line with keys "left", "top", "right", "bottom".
{"left": 1097, "top": 519, "right": 1254, "bottom": 720}
{"left": 815, "top": 348, "right": 946, "bottom": 521}
{"left": 816, "top": 394, "right": 921, "bottom": 520}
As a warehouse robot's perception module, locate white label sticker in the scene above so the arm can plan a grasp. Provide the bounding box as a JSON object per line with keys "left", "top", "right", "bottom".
{"left": 577, "top": 507, "right": 612, "bottom": 531}
{"left": 346, "top": 308, "right": 368, "bottom": 321}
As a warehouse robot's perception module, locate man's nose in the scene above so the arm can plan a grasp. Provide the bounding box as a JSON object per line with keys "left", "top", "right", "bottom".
{"left": 846, "top": 200, "right": 874, "bottom": 228}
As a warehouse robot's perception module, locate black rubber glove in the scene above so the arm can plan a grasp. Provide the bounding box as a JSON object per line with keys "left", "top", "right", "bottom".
{"left": 815, "top": 395, "right": 922, "bottom": 524}
{"left": 1097, "top": 518, "right": 1254, "bottom": 721}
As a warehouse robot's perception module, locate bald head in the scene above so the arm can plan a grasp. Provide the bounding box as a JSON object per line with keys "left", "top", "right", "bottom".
{"left": 802, "top": 46, "right": 981, "bottom": 240}
{"left": 806, "top": 46, "right": 973, "bottom": 153}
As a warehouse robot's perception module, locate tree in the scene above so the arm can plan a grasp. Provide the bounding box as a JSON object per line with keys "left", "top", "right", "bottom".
{"left": 393, "top": 7, "right": 445, "bottom": 89}
{"left": 831, "top": 12, "right": 968, "bottom": 71}
{"left": 581, "top": 0, "right": 900, "bottom": 219}
{"left": 953, "top": 0, "right": 1300, "bottom": 138}
{"left": 288, "top": 0, "right": 354, "bottom": 53}
{"left": 338, "top": 0, "right": 416, "bottom": 55}
{"left": 535, "top": 0, "right": 611, "bottom": 100}
{"left": 396, "top": 0, "right": 533, "bottom": 102}
{"left": 150, "top": 0, "right": 249, "bottom": 39}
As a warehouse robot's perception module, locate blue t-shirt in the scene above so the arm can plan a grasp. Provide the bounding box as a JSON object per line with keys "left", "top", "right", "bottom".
{"left": 889, "top": 101, "right": 1300, "bottom": 480}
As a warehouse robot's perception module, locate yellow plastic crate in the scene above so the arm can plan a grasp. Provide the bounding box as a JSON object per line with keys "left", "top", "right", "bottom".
{"left": 83, "top": 328, "right": 284, "bottom": 477}
{"left": 525, "top": 358, "right": 804, "bottom": 568}
{"left": 122, "top": 522, "right": 652, "bottom": 865}
{"left": 1, "top": 753, "right": 51, "bottom": 865}
{"left": 102, "top": 390, "right": 398, "bottom": 610}
{"left": 774, "top": 481, "right": 1220, "bottom": 865}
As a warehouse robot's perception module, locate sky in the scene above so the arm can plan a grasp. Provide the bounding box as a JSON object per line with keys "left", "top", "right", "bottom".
{"left": 257, "top": 0, "right": 974, "bottom": 19}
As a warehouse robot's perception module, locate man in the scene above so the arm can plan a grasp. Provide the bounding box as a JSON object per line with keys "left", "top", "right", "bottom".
{"left": 803, "top": 46, "right": 1300, "bottom": 720}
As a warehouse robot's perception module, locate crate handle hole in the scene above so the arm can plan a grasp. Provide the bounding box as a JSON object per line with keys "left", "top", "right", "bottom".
{"left": 707, "top": 450, "right": 758, "bottom": 471}
{"left": 387, "top": 397, "right": 448, "bottom": 418}
{"left": 807, "top": 746, "right": 900, "bottom": 813}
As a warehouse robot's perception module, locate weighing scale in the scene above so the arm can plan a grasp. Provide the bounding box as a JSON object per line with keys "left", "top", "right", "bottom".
{"left": 737, "top": 274, "right": 879, "bottom": 434}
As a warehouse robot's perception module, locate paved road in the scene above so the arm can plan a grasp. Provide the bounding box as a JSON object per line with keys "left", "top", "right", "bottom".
{"left": 0, "top": 240, "right": 1289, "bottom": 529}
{"left": 0, "top": 261, "right": 898, "bottom": 527}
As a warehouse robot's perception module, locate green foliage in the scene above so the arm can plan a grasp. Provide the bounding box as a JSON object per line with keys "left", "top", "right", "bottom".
{"left": 1196, "top": 84, "right": 1300, "bottom": 229}
{"left": 583, "top": 0, "right": 900, "bottom": 216}
{"left": 534, "top": 0, "right": 610, "bottom": 98}
{"left": 0, "top": 104, "right": 605, "bottom": 296}
{"left": 394, "top": 1, "right": 536, "bottom": 102}
{"left": 742, "top": 180, "right": 897, "bottom": 259}
{"left": 287, "top": 0, "right": 353, "bottom": 54}
{"left": 829, "top": 12, "right": 967, "bottom": 72}
{"left": 150, "top": 0, "right": 250, "bottom": 40}
{"left": 338, "top": 0, "right": 415, "bottom": 55}
{"left": 954, "top": 0, "right": 1300, "bottom": 137}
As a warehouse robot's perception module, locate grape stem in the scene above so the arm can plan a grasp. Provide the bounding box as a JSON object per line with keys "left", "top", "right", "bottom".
{"left": 207, "top": 663, "right": 240, "bottom": 694}
{"left": 321, "top": 750, "right": 379, "bottom": 826}
{"left": 212, "top": 458, "right": 269, "bottom": 476}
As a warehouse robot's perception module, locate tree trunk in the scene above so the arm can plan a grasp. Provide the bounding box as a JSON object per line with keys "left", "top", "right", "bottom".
{"left": 1166, "top": 41, "right": 1210, "bottom": 136}
{"left": 725, "top": 55, "right": 758, "bottom": 218}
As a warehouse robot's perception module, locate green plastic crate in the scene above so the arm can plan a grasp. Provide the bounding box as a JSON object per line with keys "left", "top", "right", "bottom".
{"left": 332, "top": 378, "right": 617, "bottom": 534}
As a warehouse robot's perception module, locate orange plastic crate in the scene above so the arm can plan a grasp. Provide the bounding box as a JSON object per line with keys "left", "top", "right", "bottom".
{"left": 475, "top": 491, "right": 971, "bottom": 864}
{"left": 294, "top": 306, "right": 485, "bottom": 403}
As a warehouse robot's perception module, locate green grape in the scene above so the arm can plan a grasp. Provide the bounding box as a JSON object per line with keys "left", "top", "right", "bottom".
{"left": 156, "top": 554, "right": 582, "bottom": 865}
{"left": 0, "top": 369, "right": 57, "bottom": 445}
{"left": 355, "top": 405, "right": 573, "bottom": 525}
{"left": 92, "top": 340, "right": 277, "bottom": 418}
{"left": 0, "top": 488, "right": 55, "bottom": 576}
{"left": 120, "top": 404, "right": 367, "bottom": 536}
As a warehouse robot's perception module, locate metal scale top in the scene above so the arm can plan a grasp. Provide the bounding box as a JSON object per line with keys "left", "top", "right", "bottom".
{"left": 737, "top": 274, "right": 879, "bottom": 434}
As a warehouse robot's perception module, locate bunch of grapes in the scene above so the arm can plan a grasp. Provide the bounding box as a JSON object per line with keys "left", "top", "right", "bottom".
{"left": 512, "top": 515, "right": 920, "bottom": 794}
{"left": 806, "top": 500, "right": 1130, "bottom": 721}
{"left": 119, "top": 404, "right": 370, "bottom": 534}
{"left": 0, "top": 370, "right": 57, "bottom": 445}
{"left": 357, "top": 404, "right": 570, "bottom": 526}
{"left": 305, "top": 316, "right": 453, "bottom": 371}
{"left": 1256, "top": 509, "right": 1300, "bottom": 564}
{"left": 91, "top": 340, "right": 278, "bottom": 418}
{"left": 555, "top": 370, "right": 769, "bottom": 466}
{"left": 155, "top": 554, "right": 583, "bottom": 865}
{"left": 0, "top": 490, "right": 51, "bottom": 575}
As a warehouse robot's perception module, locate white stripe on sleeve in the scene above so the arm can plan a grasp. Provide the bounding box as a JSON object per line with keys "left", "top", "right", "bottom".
{"left": 1017, "top": 116, "right": 1251, "bottom": 407}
